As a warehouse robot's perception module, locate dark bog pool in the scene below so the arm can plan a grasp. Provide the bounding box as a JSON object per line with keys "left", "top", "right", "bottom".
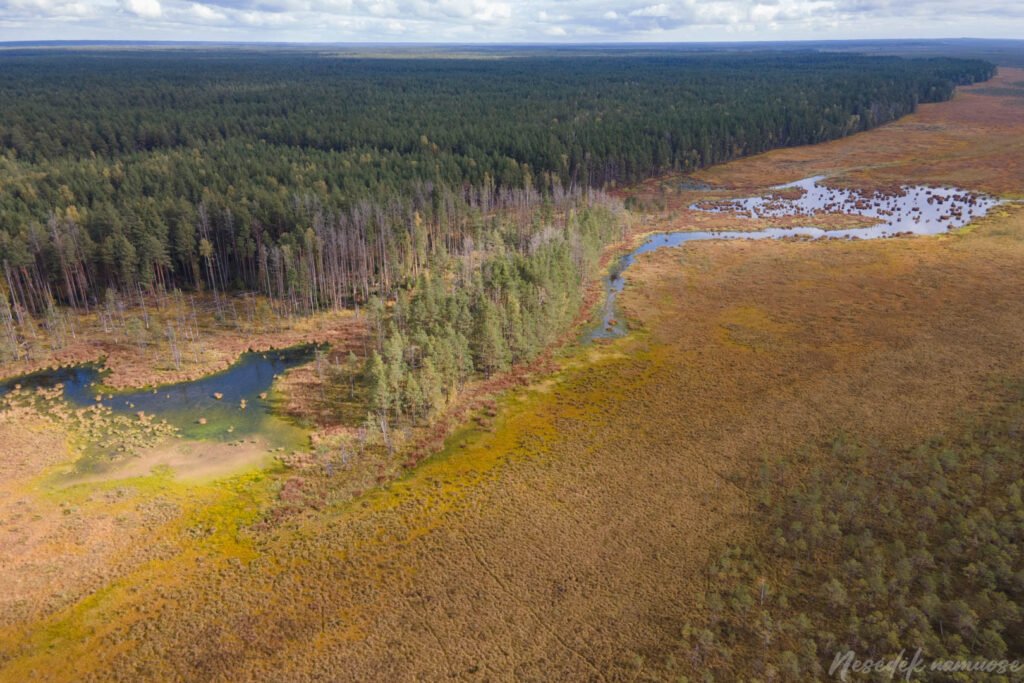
{"left": 0, "top": 345, "right": 319, "bottom": 442}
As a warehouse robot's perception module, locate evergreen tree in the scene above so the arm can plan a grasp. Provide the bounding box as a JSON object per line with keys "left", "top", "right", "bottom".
{"left": 472, "top": 298, "right": 509, "bottom": 377}
{"left": 366, "top": 351, "right": 390, "bottom": 418}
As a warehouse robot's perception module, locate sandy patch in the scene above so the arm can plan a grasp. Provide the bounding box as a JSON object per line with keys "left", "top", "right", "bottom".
{"left": 69, "top": 436, "right": 277, "bottom": 484}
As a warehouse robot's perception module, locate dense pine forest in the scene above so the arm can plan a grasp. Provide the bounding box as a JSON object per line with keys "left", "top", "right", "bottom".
{"left": 0, "top": 49, "right": 993, "bottom": 320}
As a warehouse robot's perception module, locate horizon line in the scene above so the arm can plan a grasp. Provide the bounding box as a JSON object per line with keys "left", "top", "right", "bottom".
{"left": 2, "top": 37, "right": 1024, "bottom": 47}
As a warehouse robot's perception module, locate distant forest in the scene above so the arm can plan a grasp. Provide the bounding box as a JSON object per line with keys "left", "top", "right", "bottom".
{"left": 0, "top": 50, "right": 995, "bottom": 314}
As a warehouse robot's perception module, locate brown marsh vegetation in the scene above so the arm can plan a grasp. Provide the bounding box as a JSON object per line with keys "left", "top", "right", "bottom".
{"left": 3, "top": 69, "right": 1024, "bottom": 681}
{"left": 0, "top": 290, "right": 365, "bottom": 390}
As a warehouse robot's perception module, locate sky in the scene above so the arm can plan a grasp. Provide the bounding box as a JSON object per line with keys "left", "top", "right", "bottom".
{"left": 0, "top": 0, "right": 1022, "bottom": 43}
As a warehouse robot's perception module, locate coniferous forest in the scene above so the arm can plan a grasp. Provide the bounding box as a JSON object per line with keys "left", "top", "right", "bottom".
{"left": 0, "top": 48, "right": 998, "bottom": 429}
{"left": 0, "top": 50, "right": 993, "bottom": 315}
{"left": 4, "top": 36, "right": 1024, "bottom": 682}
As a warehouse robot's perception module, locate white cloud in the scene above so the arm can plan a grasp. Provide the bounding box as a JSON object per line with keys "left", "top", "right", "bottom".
{"left": 538, "top": 8, "right": 570, "bottom": 21}
{"left": 121, "top": 0, "right": 162, "bottom": 18}
{"left": 750, "top": 3, "right": 779, "bottom": 22}
{"left": 430, "top": 0, "right": 511, "bottom": 22}
{"left": 5, "top": 0, "right": 105, "bottom": 19}
{"left": 629, "top": 4, "right": 670, "bottom": 17}
{"left": 190, "top": 2, "right": 226, "bottom": 20}
{"left": 358, "top": 0, "right": 395, "bottom": 17}
{"left": 473, "top": 0, "right": 510, "bottom": 21}
{"left": 1, "top": 0, "right": 1023, "bottom": 41}
{"left": 235, "top": 8, "right": 295, "bottom": 24}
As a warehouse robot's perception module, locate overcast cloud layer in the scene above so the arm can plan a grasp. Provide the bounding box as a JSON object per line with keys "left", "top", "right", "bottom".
{"left": 1, "top": 0, "right": 1022, "bottom": 42}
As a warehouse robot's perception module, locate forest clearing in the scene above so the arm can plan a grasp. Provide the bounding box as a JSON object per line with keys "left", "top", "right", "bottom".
{"left": 1, "top": 53, "right": 1023, "bottom": 681}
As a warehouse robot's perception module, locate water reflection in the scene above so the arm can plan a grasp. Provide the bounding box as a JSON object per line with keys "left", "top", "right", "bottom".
{"left": 588, "top": 177, "right": 1001, "bottom": 340}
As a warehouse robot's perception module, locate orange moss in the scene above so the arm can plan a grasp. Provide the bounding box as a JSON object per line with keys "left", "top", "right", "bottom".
{"left": 5, "top": 72, "right": 1024, "bottom": 682}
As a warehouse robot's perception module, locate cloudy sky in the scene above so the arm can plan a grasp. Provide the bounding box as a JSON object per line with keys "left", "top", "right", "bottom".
{"left": 0, "top": 0, "right": 1021, "bottom": 42}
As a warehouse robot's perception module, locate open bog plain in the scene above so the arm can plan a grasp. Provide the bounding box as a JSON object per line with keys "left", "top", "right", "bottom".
{"left": 2, "top": 66, "right": 1024, "bottom": 681}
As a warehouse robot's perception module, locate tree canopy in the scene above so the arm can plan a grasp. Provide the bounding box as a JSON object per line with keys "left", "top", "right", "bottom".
{"left": 0, "top": 49, "right": 994, "bottom": 313}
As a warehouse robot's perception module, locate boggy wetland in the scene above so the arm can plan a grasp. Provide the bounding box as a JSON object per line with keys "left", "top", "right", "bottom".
{"left": 1, "top": 47, "right": 1024, "bottom": 681}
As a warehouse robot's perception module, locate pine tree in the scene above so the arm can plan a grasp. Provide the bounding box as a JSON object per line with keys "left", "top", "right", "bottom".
{"left": 472, "top": 298, "right": 509, "bottom": 377}
{"left": 404, "top": 374, "right": 424, "bottom": 423}
{"left": 346, "top": 351, "right": 359, "bottom": 398}
{"left": 419, "top": 358, "right": 445, "bottom": 417}
{"left": 366, "top": 351, "right": 390, "bottom": 418}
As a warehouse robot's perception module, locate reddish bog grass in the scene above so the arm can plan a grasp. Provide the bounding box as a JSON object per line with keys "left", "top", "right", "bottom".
{"left": 695, "top": 68, "right": 1024, "bottom": 196}
{"left": 1, "top": 293, "right": 365, "bottom": 390}
{"left": 621, "top": 67, "right": 1024, "bottom": 236}
{"left": 4, "top": 74, "right": 1024, "bottom": 681}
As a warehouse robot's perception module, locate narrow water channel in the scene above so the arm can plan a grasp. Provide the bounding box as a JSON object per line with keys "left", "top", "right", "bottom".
{"left": 588, "top": 177, "right": 1001, "bottom": 340}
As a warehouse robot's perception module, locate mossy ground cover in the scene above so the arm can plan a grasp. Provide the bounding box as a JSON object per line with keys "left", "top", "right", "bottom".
{"left": 3, "top": 69, "right": 1024, "bottom": 681}
{"left": 662, "top": 383, "right": 1024, "bottom": 681}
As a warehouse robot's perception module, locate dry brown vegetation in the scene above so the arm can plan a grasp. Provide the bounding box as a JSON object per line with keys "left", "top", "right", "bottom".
{"left": 622, "top": 67, "right": 1024, "bottom": 232}
{"left": 692, "top": 67, "right": 1024, "bottom": 196}
{"left": 0, "top": 393, "right": 179, "bottom": 635}
{"left": 3, "top": 69, "right": 1024, "bottom": 681}
{"left": 1, "top": 292, "right": 365, "bottom": 389}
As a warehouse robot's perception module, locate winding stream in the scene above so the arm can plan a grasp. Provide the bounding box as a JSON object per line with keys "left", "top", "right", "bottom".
{"left": 588, "top": 176, "right": 1002, "bottom": 340}
{"left": 0, "top": 177, "right": 1005, "bottom": 417}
